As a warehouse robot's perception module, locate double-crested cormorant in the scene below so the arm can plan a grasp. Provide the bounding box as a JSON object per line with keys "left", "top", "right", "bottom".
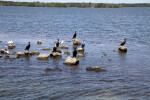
{"left": 72, "top": 31, "right": 76, "bottom": 39}
{"left": 25, "top": 42, "right": 30, "bottom": 51}
{"left": 120, "top": 38, "right": 127, "bottom": 46}
{"left": 56, "top": 39, "right": 59, "bottom": 48}
{"left": 73, "top": 47, "right": 77, "bottom": 58}
{"left": 82, "top": 40, "right": 85, "bottom": 48}
{"left": 52, "top": 46, "right": 57, "bottom": 52}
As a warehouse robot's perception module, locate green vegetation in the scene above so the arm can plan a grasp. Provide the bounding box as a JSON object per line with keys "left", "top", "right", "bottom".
{"left": 0, "top": 1, "right": 150, "bottom": 8}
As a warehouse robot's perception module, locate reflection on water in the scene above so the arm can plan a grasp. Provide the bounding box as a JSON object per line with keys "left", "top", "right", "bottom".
{"left": 0, "top": 6, "right": 150, "bottom": 99}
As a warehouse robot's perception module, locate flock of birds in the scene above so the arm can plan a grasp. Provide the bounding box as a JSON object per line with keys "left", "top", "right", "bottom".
{"left": 2, "top": 31, "right": 126, "bottom": 58}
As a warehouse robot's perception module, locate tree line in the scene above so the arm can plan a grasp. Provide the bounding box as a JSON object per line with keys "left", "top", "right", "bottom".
{"left": 0, "top": 1, "right": 150, "bottom": 8}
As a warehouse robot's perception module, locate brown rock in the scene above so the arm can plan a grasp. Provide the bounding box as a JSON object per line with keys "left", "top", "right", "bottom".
{"left": 77, "top": 54, "right": 85, "bottom": 57}
{"left": 37, "top": 54, "right": 49, "bottom": 60}
{"left": 37, "top": 40, "right": 42, "bottom": 45}
{"left": 45, "top": 67, "right": 51, "bottom": 71}
{"left": 8, "top": 44, "right": 16, "bottom": 49}
{"left": 59, "top": 46, "right": 69, "bottom": 49}
{"left": 4, "top": 56, "right": 9, "bottom": 60}
{"left": 24, "top": 51, "right": 32, "bottom": 56}
{"left": 77, "top": 48, "right": 84, "bottom": 52}
{"left": 65, "top": 40, "right": 71, "bottom": 42}
{"left": 86, "top": 66, "right": 106, "bottom": 72}
{"left": 42, "top": 47, "right": 51, "bottom": 50}
{"left": 118, "top": 46, "right": 127, "bottom": 52}
{"left": 50, "top": 52, "right": 62, "bottom": 58}
{"left": 72, "top": 39, "right": 81, "bottom": 45}
{"left": 0, "top": 55, "right": 3, "bottom": 58}
{"left": 17, "top": 52, "right": 25, "bottom": 58}
{"left": 0, "top": 49, "right": 5, "bottom": 54}
{"left": 64, "top": 52, "right": 70, "bottom": 55}
{"left": 31, "top": 51, "right": 40, "bottom": 55}
{"left": 63, "top": 56, "right": 79, "bottom": 65}
{"left": 56, "top": 49, "right": 62, "bottom": 53}
{"left": 55, "top": 67, "right": 62, "bottom": 71}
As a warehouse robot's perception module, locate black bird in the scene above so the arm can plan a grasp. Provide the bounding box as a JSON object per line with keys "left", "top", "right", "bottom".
{"left": 52, "top": 46, "right": 57, "bottom": 52}
{"left": 82, "top": 40, "right": 85, "bottom": 48}
{"left": 25, "top": 42, "right": 30, "bottom": 51}
{"left": 56, "top": 39, "right": 59, "bottom": 48}
{"left": 73, "top": 47, "right": 77, "bottom": 58}
{"left": 72, "top": 31, "right": 76, "bottom": 39}
{"left": 120, "top": 38, "right": 127, "bottom": 46}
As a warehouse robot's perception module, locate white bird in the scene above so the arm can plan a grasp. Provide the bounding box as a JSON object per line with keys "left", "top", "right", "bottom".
{"left": 60, "top": 40, "right": 63, "bottom": 45}
{"left": 7, "top": 40, "right": 13, "bottom": 44}
{"left": 4, "top": 50, "right": 9, "bottom": 54}
{"left": 4, "top": 45, "right": 8, "bottom": 49}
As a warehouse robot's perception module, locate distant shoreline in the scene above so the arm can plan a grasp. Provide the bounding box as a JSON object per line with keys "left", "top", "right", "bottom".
{"left": 1, "top": 1, "right": 150, "bottom": 8}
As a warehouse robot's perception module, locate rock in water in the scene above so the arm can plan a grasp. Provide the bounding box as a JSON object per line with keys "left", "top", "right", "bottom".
{"left": 50, "top": 52, "right": 62, "bottom": 58}
{"left": 77, "top": 54, "right": 85, "bottom": 57}
{"left": 17, "top": 52, "right": 25, "bottom": 58}
{"left": 37, "top": 40, "right": 42, "bottom": 45}
{"left": 59, "top": 46, "right": 69, "bottom": 49}
{"left": 37, "top": 54, "right": 50, "bottom": 60}
{"left": 0, "top": 49, "right": 5, "bottom": 54}
{"left": 86, "top": 66, "right": 106, "bottom": 72}
{"left": 31, "top": 51, "right": 40, "bottom": 55}
{"left": 42, "top": 47, "right": 51, "bottom": 50}
{"left": 45, "top": 67, "right": 51, "bottom": 71}
{"left": 24, "top": 51, "right": 32, "bottom": 56}
{"left": 77, "top": 48, "right": 84, "bottom": 52}
{"left": 63, "top": 56, "right": 79, "bottom": 65}
{"left": 118, "top": 46, "right": 127, "bottom": 52}
{"left": 64, "top": 52, "right": 70, "bottom": 55}
{"left": 72, "top": 39, "right": 81, "bottom": 45}
{"left": 8, "top": 44, "right": 16, "bottom": 49}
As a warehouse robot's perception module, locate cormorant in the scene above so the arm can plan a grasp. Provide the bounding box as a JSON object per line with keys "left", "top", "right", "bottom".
{"left": 25, "top": 42, "right": 30, "bottom": 51}
{"left": 73, "top": 47, "right": 77, "bottom": 58}
{"left": 72, "top": 31, "right": 76, "bottom": 39}
{"left": 120, "top": 38, "right": 127, "bottom": 46}
{"left": 52, "top": 46, "right": 57, "bottom": 52}
{"left": 56, "top": 39, "right": 59, "bottom": 48}
{"left": 82, "top": 40, "right": 85, "bottom": 48}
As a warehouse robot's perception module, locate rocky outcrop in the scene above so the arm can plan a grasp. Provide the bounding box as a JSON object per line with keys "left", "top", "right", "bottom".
{"left": 37, "top": 54, "right": 50, "bottom": 60}
{"left": 42, "top": 47, "right": 51, "bottom": 50}
{"left": 118, "top": 46, "right": 127, "bottom": 52}
{"left": 37, "top": 40, "right": 42, "bottom": 45}
{"left": 50, "top": 52, "right": 62, "bottom": 58}
{"left": 56, "top": 49, "right": 62, "bottom": 53}
{"left": 77, "top": 48, "right": 84, "bottom": 52}
{"left": 31, "top": 51, "right": 40, "bottom": 55}
{"left": 86, "top": 66, "right": 106, "bottom": 72}
{"left": 77, "top": 54, "right": 85, "bottom": 57}
{"left": 63, "top": 56, "right": 79, "bottom": 65}
{"left": 59, "top": 46, "right": 68, "bottom": 49}
{"left": 72, "top": 39, "right": 81, "bottom": 45}
{"left": 0, "top": 49, "right": 5, "bottom": 54}
{"left": 24, "top": 51, "right": 32, "bottom": 56}
{"left": 8, "top": 44, "right": 16, "bottom": 49}
{"left": 64, "top": 52, "right": 70, "bottom": 55}
{"left": 16, "top": 52, "right": 25, "bottom": 58}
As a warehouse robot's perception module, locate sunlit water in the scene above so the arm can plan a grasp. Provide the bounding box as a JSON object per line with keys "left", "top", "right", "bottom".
{"left": 0, "top": 6, "right": 150, "bottom": 100}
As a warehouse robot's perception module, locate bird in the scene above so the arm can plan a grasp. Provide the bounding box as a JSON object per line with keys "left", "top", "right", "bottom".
{"left": 7, "top": 40, "right": 13, "bottom": 44}
{"left": 4, "top": 45, "right": 8, "bottom": 49}
{"left": 82, "top": 40, "right": 85, "bottom": 48}
{"left": 72, "top": 31, "right": 76, "bottom": 39}
{"left": 52, "top": 46, "right": 57, "bottom": 52}
{"left": 73, "top": 47, "right": 77, "bottom": 58}
{"left": 120, "top": 38, "right": 127, "bottom": 46}
{"left": 25, "top": 42, "right": 30, "bottom": 51}
{"left": 56, "top": 39, "right": 60, "bottom": 48}
{"left": 60, "top": 40, "right": 63, "bottom": 45}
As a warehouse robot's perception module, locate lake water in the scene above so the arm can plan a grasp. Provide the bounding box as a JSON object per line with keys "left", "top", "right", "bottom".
{"left": 0, "top": 6, "right": 150, "bottom": 100}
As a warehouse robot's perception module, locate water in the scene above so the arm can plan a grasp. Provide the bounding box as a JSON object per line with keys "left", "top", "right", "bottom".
{"left": 0, "top": 6, "right": 150, "bottom": 100}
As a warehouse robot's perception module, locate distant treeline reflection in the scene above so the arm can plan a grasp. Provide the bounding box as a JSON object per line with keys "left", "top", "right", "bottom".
{"left": 0, "top": 1, "right": 150, "bottom": 8}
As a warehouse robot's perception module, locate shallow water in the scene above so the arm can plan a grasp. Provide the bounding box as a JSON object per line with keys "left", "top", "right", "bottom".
{"left": 0, "top": 6, "right": 150, "bottom": 100}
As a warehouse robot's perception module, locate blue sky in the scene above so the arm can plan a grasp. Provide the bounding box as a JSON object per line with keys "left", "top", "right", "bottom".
{"left": 3, "top": 0, "right": 150, "bottom": 3}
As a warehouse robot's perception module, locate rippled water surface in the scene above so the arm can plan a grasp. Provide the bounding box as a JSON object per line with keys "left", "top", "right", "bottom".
{"left": 0, "top": 6, "right": 150, "bottom": 100}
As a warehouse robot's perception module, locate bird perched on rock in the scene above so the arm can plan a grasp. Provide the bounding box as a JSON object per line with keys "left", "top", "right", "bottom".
{"left": 72, "top": 31, "right": 76, "bottom": 39}
{"left": 73, "top": 47, "right": 77, "bottom": 58}
{"left": 82, "top": 40, "right": 85, "bottom": 48}
{"left": 25, "top": 42, "right": 30, "bottom": 51}
{"left": 7, "top": 40, "right": 13, "bottom": 44}
{"left": 56, "top": 39, "right": 60, "bottom": 48}
{"left": 120, "top": 38, "right": 127, "bottom": 46}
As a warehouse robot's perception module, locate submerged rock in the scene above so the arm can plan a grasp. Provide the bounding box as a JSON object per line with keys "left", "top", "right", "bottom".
{"left": 59, "top": 46, "right": 68, "bottom": 49}
{"left": 64, "top": 52, "right": 70, "bottom": 55}
{"left": 8, "top": 44, "right": 16, "bottom": 49}
{"left": 0, "top": 55, "right": 3, "bottom": 58}
{"left": 63, "top": 56, "right": 79, "bottom": 65}
{"left": 45, "top": 67, "right": 51, "bottom": 71}
{"left": 37, "top": 54, "right": 50, "bottom": 60}
{"left": 65, "top": 40, "right": 71, "bottom": 42}
{"left": 55, "top": 67, "right": 62, "bottom": 71}
{"left": 42, "top": 47, "right": 51, "bottom": 50}
{"left": 50, "top": 52, "right": 62, "bottom": 58}
{"left": 86, "top": 66, "right": 106, "bottom": 72}
{"left": 77, "top": 54, "right": 85, "bottom": 57}
{"left": 72, "top": 39, "right": 81, "bottom": 45}
{"left": 37, "top": 40, "right": 42, "bottom": 45}
{"left": 17, "top": 52, "right": 25, "bottom": 58}
{"left": 4, "top": 55, "right": 9, "bottom": 60}
{"left": 31, "top": 51, "right": 40, "bottom": 55}
{"left": 77, "top": 48, "right": 84, "bottom": 52}
{"left": 118, "top": 46, "right": 127, "bottom": 52}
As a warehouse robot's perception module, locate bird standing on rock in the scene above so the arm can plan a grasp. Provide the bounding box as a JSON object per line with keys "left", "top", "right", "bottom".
{"left": 25, "top": 42, "right": 30, "bottom": 51}
{"left": 82, "top": 40, "right": 85, "bottom": 48}
{"left": 73, "top": 47, "right": 77, "bottom": 58}
{"left": 72, "top": 31, "right": 76, "bottom": 39}
{"left": 56, "top": 39, "right": 60, "bottom": 48}
{"left": 120, "top": 38, "right": 127, "bottom": 46}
